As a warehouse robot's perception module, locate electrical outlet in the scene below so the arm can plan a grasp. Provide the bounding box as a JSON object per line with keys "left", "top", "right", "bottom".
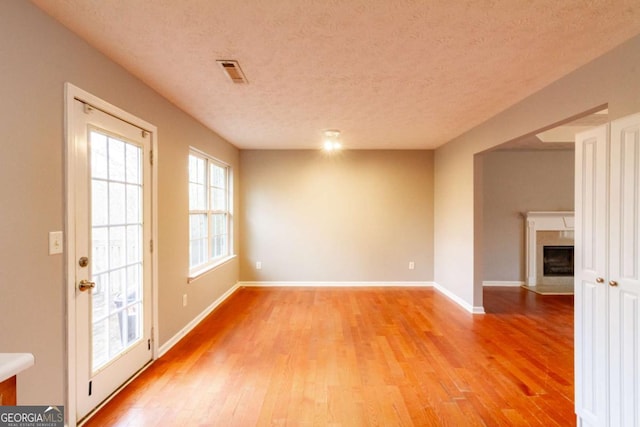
{"left": 408, "top": 261, "right": 415, "bottom": 270}
{"left": 49, "top": 231, "right": 63, "bottom": 255}
{"left": 183, "top": 294, "right": 188, "bottom": 307}
{"left": 256, "top": 261, "right": 262, "bottom": 270}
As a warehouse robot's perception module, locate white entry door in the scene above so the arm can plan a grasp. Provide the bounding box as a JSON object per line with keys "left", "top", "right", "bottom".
{"left": 69, "top": 94, "right": 153, "bottom": 420}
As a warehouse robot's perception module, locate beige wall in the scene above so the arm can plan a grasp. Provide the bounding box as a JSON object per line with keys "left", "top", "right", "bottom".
{"left": 482, "top": 150, "right": 575, "bottom": 282}
{"left": 435, "top": 33, "right": 640, "bottom": 309}
{"left": 240, "top": 150, "right": 434, "bottom": 282}
{"left": 0, "top": 1, "right": 239, "bottom": 405}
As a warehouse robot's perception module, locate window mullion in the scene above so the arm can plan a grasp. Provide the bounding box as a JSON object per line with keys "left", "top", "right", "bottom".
{"left": 205, "top": 158, "right": 211, "bottom": 263}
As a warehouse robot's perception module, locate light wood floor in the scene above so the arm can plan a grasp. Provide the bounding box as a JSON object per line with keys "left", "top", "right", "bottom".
{"left": 83, "top": 286, "right": 575, "bottom": 426}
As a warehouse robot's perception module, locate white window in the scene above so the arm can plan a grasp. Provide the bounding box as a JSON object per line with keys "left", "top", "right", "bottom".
{"left": 188, "top": 150, "right": 232, "bottom": 273}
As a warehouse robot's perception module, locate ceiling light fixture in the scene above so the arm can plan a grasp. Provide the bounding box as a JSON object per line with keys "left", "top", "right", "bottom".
{"left": 322, "top": 130, "right": 342, "bottom": 151}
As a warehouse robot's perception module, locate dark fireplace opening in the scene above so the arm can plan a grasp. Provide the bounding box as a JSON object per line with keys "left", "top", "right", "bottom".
{"left": 543, "top": 245, "right": 574, "bottom": 276}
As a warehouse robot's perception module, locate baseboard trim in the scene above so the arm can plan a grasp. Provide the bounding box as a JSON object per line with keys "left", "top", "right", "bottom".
{"left": 482, "top": 280, "right": 524, "bottom": 287}
{"left": 238, "top": 281, "right": 434, "bottom": 288}
{"left": 432, "top": 282, "right": 486, "bottom": 314}
{"left": 158, "top": 282, "right": 241, "bottom": 357}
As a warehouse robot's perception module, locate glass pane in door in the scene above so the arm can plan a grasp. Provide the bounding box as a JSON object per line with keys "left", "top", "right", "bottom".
{"left": 90, "top": 130, "right": 143, "bottom": 372}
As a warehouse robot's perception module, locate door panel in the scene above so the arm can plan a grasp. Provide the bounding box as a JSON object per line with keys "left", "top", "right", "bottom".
{"left": 574, "top": 125, "right": 609, "bottom": 426}
{"left": 72, "top": 99, "right": 152, "bottom": 420}
{"left": 608, "top": 113, "right": 640, "bottom": 427}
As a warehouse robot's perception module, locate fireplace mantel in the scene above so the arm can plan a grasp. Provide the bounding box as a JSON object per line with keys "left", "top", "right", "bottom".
{"left": 525, "top": 211, "right": 574, "bottom": 286}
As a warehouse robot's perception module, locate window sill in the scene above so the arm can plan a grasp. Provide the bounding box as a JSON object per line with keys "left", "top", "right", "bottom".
{"left": 188, "top": 255, "right": 237, "bottom": 283}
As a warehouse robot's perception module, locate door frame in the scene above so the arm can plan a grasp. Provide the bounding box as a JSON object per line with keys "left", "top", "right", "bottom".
{"left": 64, "top": 83, "right": 159, "bottom": 426}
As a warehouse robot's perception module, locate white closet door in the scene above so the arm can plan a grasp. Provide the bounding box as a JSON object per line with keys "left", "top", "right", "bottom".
{"left": 608, "top": 113, "right": 640, "bottom": 427}
{"left": 574, "top": 124, "right": 609, "bottom": 427}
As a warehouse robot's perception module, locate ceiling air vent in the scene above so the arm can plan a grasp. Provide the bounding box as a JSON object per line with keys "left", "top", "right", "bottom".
{"left": 216, "top": 60, "right": 248, "bottom": 84}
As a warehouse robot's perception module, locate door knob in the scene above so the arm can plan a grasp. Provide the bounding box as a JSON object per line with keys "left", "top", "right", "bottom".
{"left": 596, "top": 277, "right": 605, "bottom": 283}
{"left": 609, "top": 280, "right": 618, "bottom": 287}
{"left": 78, "top": 279, "right": 96, "bottom": 292}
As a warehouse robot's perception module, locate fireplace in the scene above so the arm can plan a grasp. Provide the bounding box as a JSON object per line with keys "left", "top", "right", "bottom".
{"left": 525, "top": 211, "right": 574, "bottom": 287}
{"left": 543, "top": 245, "right": 574, "bottom": 276}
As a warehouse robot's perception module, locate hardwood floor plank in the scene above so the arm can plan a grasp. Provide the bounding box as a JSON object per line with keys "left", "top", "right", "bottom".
{"left": 82, "top": 287, "right": 575, "bottom": 426}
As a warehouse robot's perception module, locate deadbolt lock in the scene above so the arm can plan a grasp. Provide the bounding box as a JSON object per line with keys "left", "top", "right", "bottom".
{"left": 79, "top": 256, "right": 89, "bottom": 268}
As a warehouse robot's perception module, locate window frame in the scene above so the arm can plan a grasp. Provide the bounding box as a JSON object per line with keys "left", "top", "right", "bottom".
{"left": 188, "top": 148, "right": 233, "bottom": 279}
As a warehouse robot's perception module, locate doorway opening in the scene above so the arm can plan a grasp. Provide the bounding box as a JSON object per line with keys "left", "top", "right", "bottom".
{"left": 478, "top": 105, "right": 608, "bottom": 311}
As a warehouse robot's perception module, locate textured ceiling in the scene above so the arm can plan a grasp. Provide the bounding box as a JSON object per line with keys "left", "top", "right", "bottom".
{"left": 31, "top": 0, "right": 640, "bottom": 150}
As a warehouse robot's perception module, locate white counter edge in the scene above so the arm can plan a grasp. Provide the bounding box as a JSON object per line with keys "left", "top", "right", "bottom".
{"left": 0, "top": 353, "right": 35, "bottom": 382}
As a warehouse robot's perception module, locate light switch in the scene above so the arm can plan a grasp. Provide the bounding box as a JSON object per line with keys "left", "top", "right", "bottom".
{"left": 49, "top": 231, "right": 63, "bottom": 255}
